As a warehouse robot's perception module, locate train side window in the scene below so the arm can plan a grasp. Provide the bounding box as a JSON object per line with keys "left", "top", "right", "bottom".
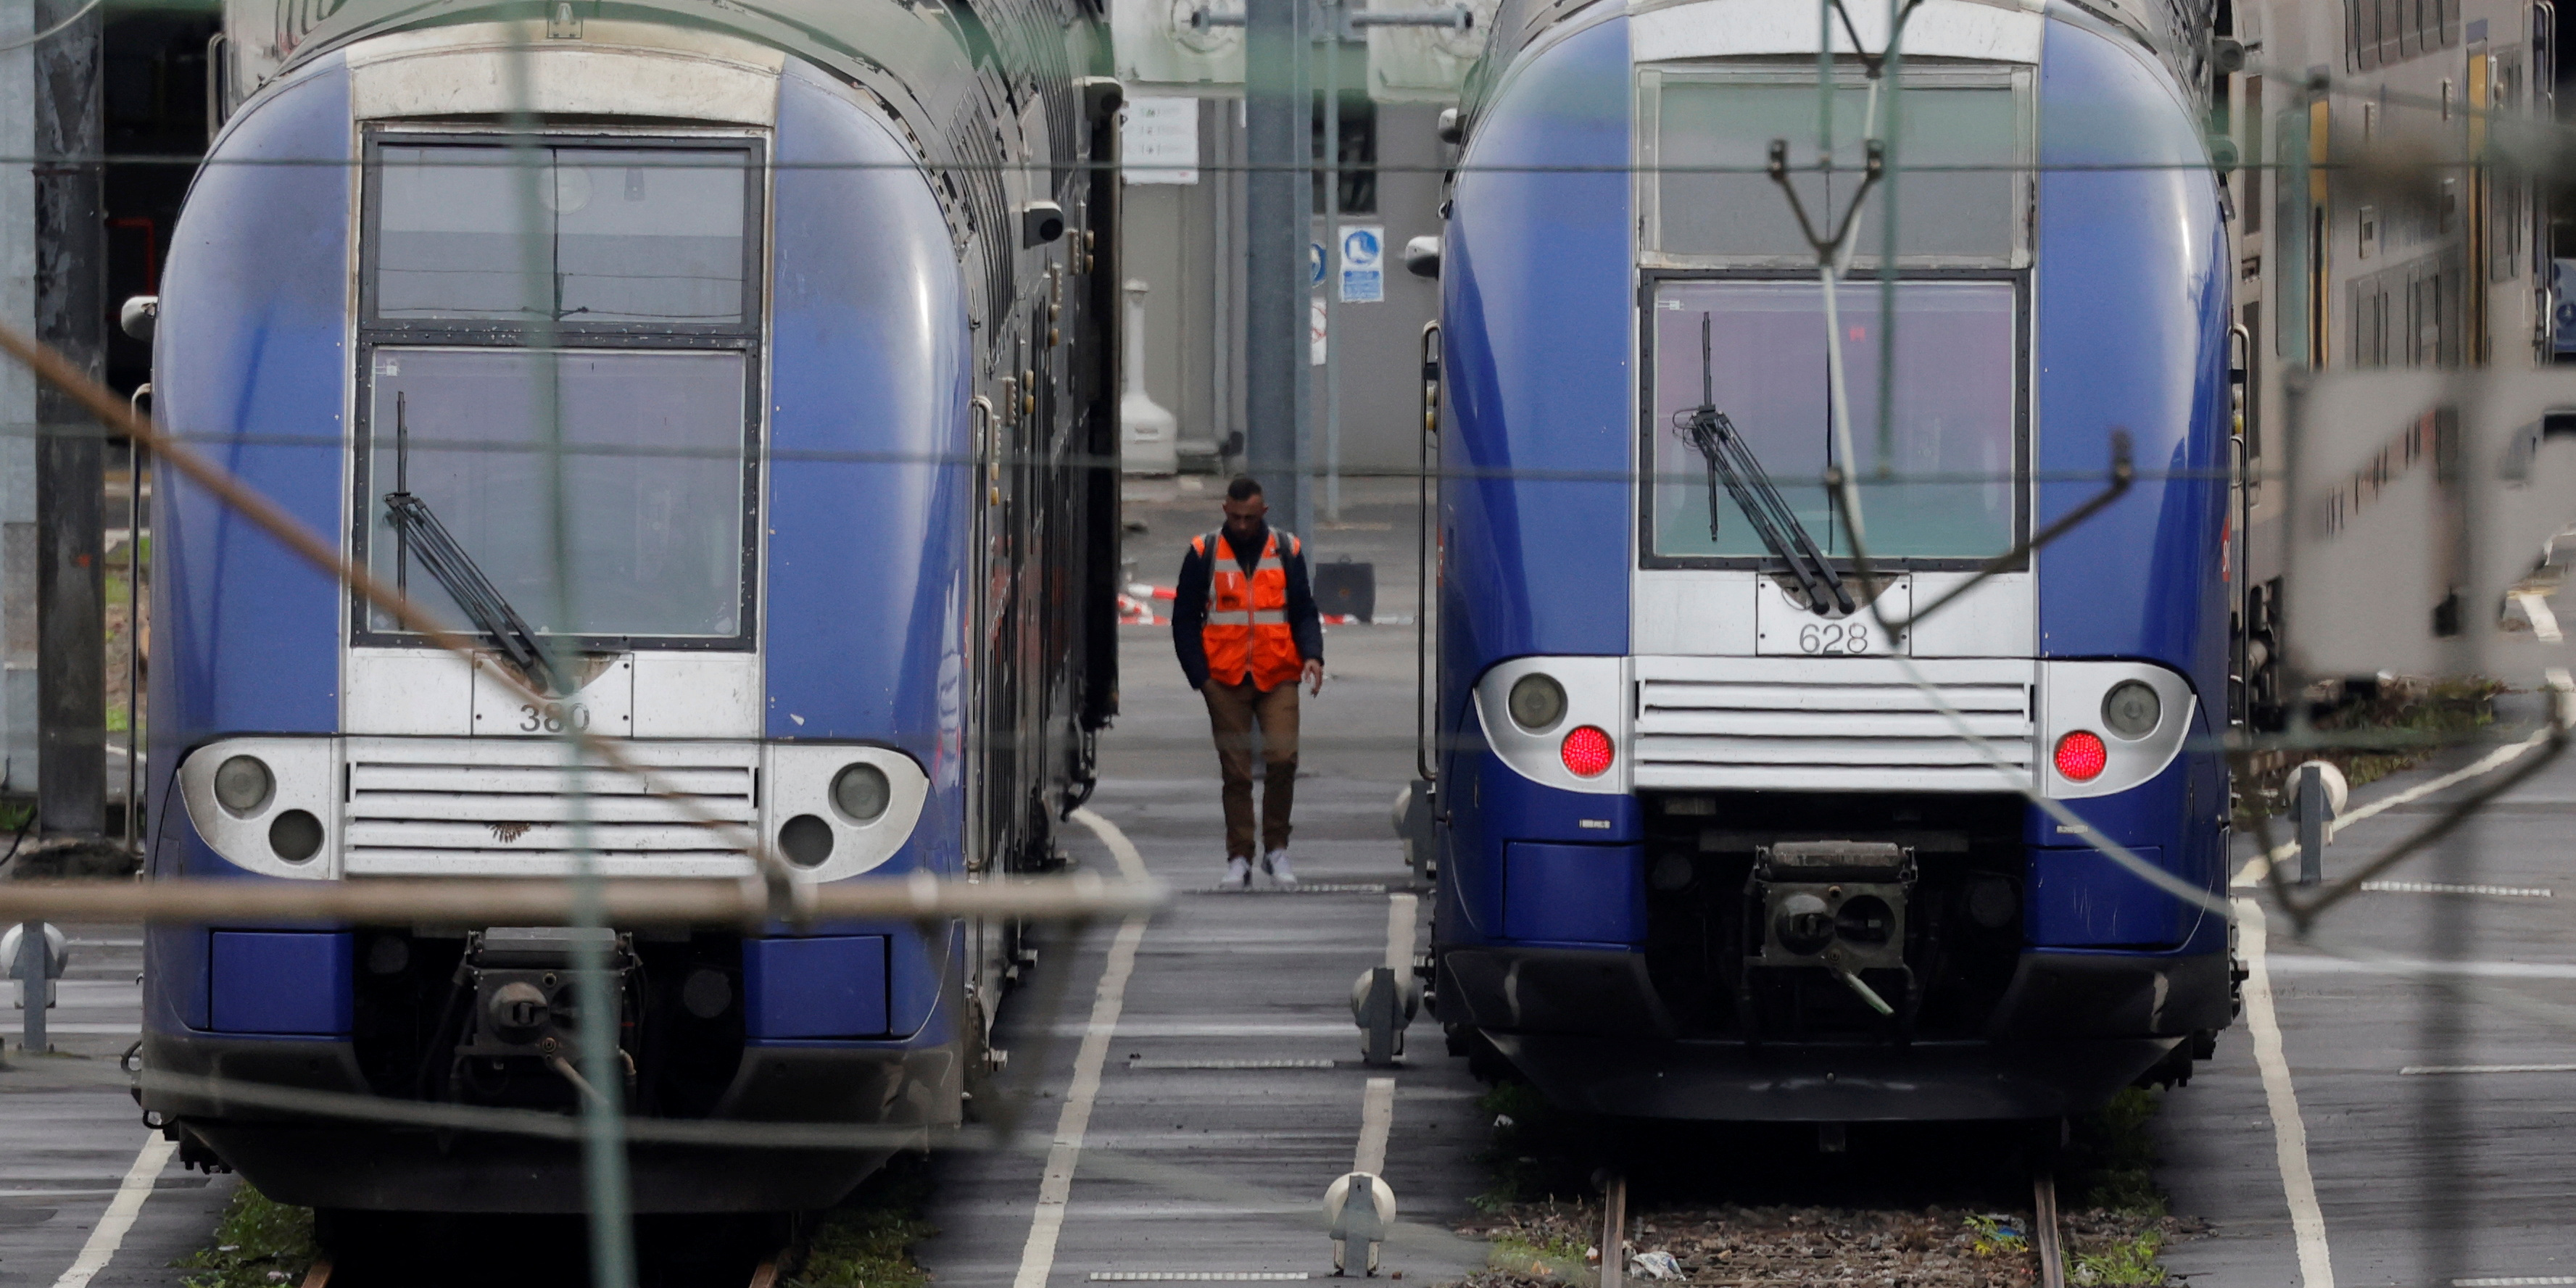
{"left": 2242, "top": 76, "right": 2261, "bottom": 235}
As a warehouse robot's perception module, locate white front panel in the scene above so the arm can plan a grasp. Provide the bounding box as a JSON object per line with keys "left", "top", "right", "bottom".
{"left": 345, "top": 649, "right": 759, "bottom": 739}
{"left": 345, "top": 22, "right": 786, "bottom": 123}
{"left": 342, "top": 737, "right": 757, "bottom": 876}
{"left": 631, "top": 652, "right": 763, "bottom": 738}
{"left": 1629, "top": 0, "right": 2045, "bottom": 65}
{"left": 1633, "top": 569, "right": 1758, "bottom": 655}
{"left": 1902, "top": 571, "right": 2036, "bottom": 657}
{"left": 344, "top": 649, "right": 476, "bottom": 736}
{"left": 1631, "top": 654, "right": 2037, "bottom": 792}
{"left": 471, "top": 655, "right": 634, "bottom": 736}
{"left": 1753, "top": 576, "right": 1908, "bottom": 656}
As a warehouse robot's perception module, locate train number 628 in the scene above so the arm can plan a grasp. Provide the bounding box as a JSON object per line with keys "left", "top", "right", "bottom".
{"left": 1797, "top": 622, "right": 1871, "bottom": 655}
{"left": 518, "top": 701, "right": 593, "bottom": 733}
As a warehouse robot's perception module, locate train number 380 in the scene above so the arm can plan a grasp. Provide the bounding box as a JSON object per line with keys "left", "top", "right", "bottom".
{"left": 1797, "top": 622, "right": 1873, "bottom": 655}
{"left": 518, "top": 702, "right": 594, "bottom": 733}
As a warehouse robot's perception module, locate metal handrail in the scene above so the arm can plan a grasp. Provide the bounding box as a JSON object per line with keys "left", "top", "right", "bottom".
{"left": 1415, "top": 321, "right": 1440, "bottom": 783}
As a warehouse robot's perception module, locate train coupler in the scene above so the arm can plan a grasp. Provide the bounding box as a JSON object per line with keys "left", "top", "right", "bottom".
{"left": 1737, "top": 842, "right": 1919, "bottom": 1034}
{"left": 450, "top": 926, "right": 641, "bottom": 1101}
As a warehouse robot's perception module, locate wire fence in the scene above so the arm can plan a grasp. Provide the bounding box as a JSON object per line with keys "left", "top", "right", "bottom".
{"left": 9, "top": 0, "right": 2576, "bottom": 1285}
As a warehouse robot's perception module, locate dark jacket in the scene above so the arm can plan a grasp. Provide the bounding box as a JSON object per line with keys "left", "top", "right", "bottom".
{"left": 1171, "top": 524, "right": 1325, "bottom": 691}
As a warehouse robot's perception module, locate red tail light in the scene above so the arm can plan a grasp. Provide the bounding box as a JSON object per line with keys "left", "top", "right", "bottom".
{"left": 1560, "top": 725, "right": 1614, "bottom": 777}
{"left": 2054, "top": 731, "right": 2108, "bottom": 782}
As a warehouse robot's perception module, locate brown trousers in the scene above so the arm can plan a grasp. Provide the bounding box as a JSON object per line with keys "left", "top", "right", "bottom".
{"left": 1201, "top": 676, "right": 1300, "bottom": 858}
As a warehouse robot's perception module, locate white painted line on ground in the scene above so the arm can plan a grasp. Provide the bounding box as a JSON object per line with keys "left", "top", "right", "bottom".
{"left": 1355, "top": 1076, "right": 1396, "bottom": 1177}
{"left": 50, "top": 1134, "right": 178, "bottom": 1288}
{"left": 1127, "top": 1058, "right": 1337, "bottom": 1071}
{"left": 2261, "top": 955, "right": 2576, "bottom": 979}
{"left": 2235, "top": 730, "right": 2552, "bottom": 887}
{"left": 1074, "top": 807, "right": 1151, "bottom": 884}
{"left": 2456, "top": 1277, "right": 2576, "bottom": 1286}
{"left": 1047, "top": 1021, "right": 1351, "bottom": 1037}
{"left": 2361, "top": 880, "right": 2551, "bottom": 898}
{"left": 1088, "top": 1274, "right": 1314, "bottom": 1281}
{"left": 1188, "top": 884, "right": 1391, "bottom": 896}
{"left": 1384, "top": 894, "right": 1419, "bottom": 973}
{"left": 2516, "top": 591, "right": 2564, "bottom": 644}
{"left": 1014, "top": 809, "right": 1153, "bottom": 1288}
{"left": 2237, "top": 899, "right": 2334, "bottom": 1288}
{"left": 2401, "top": 1063, "right": 2576, "bottom": 1076}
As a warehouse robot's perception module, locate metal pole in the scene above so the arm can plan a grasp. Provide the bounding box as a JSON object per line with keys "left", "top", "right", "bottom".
{"left": 1323, "top": 1, "right": 1342, "bottom": 525}
{"left": 33, "top": 0, "right": 104, "bottom": 842}
{"left": 1244, "top": 0, "right": 1306, "bottom": 527}
{"left": 124, "top": 422, "right": 144, "bottom": 855}
{"left": 16, "top": 920, "right": 46, "bottom": 1055}
{"left": 2295, "top": 763, "right": 2326, "bottom": 886}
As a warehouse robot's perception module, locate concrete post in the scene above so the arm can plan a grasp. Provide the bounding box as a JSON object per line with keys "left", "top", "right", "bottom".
{"left": 0, "top": 8, "right": 46, "bottom": 797}
{"left": 15, "top": 919, "right": 46, "bottom": 1055}
{"left": 1242, "top": 0, "right": 1306, "bottom": 529}
{"left": 2295, "top": 762, "right": 2330, "bottom": 886}
{"left": 33, "top": 0, "right": 104, "bottom": 838}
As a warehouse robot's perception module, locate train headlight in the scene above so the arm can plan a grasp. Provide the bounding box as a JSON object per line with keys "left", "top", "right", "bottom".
{"left": 1507, "top": 673, "right": 1567, "bottom": 732}
{"left": 779, "top": 815, "right": 834, "bottom": 868}
{"left": 2053, "top": 731, "right": 2108, "bottom": 782}
{"left": 214, "top": 755, "right": 274, "bottom": 816}
{"left": 1560, "top": 726, "right": 1614, "bottom": 777}
{"left": 2101, "top": 681, "right": 2162, "bottom": 739}
{"left": 831, "top": 763, "right": 892, "bottom": 823}
{"left": 268, "top": 810, "right": 323, "bottom": 863}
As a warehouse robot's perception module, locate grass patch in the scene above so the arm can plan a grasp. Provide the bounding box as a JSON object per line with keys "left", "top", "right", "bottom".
{"left": 1963, "top": 1213, "right": 2027, "bottom": 1257}
{"left": 1469, "top": 1081, "right": 1599, "bottom": 1211}
{"left": 173, "top": 1184, "right": 318, "bottom": 1288}
{"left": 780, "top": 1155, "right": 937, "bottom": 1288}
{"left": 2240, "top": 678, "right": 2502, "bottom": 822}
{"left": 2065, "top": 1087, "right": 2163, "bottom": 1217}
{"left": 1486, "top": 1231, "right": 1590, "bottom": 1279}
{"left": 2070, "top": 1231, "right": 2167, "bottom": 1286}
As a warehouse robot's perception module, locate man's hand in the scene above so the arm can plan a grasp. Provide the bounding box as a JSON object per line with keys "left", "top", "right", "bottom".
{"left": 1303, "top": 660, "right": 1325, "bottom": 696}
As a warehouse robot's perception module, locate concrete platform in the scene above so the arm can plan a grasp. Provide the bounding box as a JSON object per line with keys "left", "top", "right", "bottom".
{"left": 917, "top": 478, "right": 1493, "bottom": 1287}
{"left": 2161, "top": 698, "right": 2576, "bottom": 1287}
{"left": 0, "top": 925, "right": 237, "bottom": 1288}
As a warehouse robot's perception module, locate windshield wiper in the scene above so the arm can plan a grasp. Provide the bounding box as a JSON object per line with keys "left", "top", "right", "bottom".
{"left": 1673, "top": 313, "right": 1855, "bottom": 617}
{"left": 382, "top": 394, "right": 565, "bottom": 695}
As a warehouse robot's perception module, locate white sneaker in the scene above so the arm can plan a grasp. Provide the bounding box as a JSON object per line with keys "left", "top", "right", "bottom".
{"left": 1222, "top": 857, "right": 1253, "bottom": 889}
{"left": 1262, "top": 849, "right": 1298, "bottom": 886}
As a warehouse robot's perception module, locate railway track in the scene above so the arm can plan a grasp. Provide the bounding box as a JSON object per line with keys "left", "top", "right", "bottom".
{"left": 1591, "top": 1160, "right": 2070, "bottom": 1287}
{"left": 2032, "top": 1158, "right": 2067, "bottom": 1288}
{"left": 297, "top": 1220, "right": 787, "bottom": 1288}
{"left": 297, "top": 1250, "right": 784, "bottom": 1288}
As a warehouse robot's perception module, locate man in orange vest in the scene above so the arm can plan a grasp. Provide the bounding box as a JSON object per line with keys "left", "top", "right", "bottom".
{"left": 1172, "top": 475, "right": 1326, "bottom": 889}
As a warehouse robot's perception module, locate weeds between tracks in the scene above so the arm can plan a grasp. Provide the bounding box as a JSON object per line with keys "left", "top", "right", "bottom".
{"left": 170, "top": 1155, "right": 936, "bottom": 1288}
{"left": 1451, "top": 1085, "right": 2202, "bottom": 1287}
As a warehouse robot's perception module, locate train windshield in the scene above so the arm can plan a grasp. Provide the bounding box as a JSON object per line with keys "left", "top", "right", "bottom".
{"left": 359, "top": 348, "right": 753, "bottom": 642}
{"left": 371, "top": 143, "right": 754, "bottom": 326}
{"left": 1644, "top": 278, "right": 2018, "bottom": 564}
{"left": 1638, "top": 70, "right": 2029, "bottom": 268}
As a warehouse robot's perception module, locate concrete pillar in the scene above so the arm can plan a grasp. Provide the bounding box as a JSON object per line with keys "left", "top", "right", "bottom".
{"left": 33, "top": 0, "right": 104, "bottom": 836}
{"left": 1242, "top": 0, "right": 1306, "bottom": 532}
{"left": 0, "top": 9, "right": 45, "bottom": 799}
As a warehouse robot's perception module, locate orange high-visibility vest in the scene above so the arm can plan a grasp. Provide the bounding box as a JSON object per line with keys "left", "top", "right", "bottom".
{"left": 1196, "top": 528, "right": 1304, "bottom": 690}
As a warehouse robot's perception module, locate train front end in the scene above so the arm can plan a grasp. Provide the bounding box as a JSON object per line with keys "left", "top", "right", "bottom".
{"left": 1432, "top": 0, "right": 2237, "bottom": 1120}
{"left": 140, "top": 14, "right": 980, "bottom": 1209}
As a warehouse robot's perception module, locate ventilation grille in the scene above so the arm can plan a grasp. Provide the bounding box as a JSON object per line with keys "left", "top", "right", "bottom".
{"left": 1632, "top": 657, "right": 2035, "bottom": 793}
{"left": 341, "top": 739, "right": 756, "bottom": 876}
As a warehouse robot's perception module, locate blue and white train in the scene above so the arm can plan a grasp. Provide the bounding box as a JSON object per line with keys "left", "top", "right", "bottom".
{"left": 1425, "top": 0, "right": 2239, "bottom": 1119}
{"left": 139, "top": 0, "right": 1121, "bottom": 1210}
